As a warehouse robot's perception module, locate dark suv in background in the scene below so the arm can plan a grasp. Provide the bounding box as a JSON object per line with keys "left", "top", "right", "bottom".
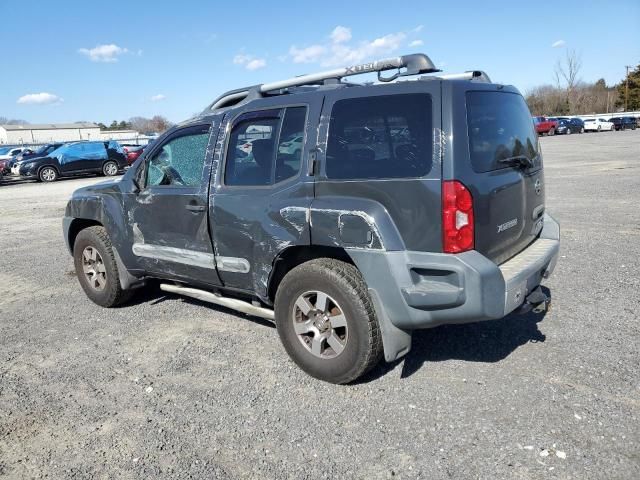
{"left": 555, "top": 117, "right": 585, "bottom": 134}
{"left": 13, "top": 141, "right": 127, "bottom": 182}
{"left": 609, "top": 116, "right": 637, "bottom": 131}
{"left": 63, "top": 54, "right": 560, "bottom": 384}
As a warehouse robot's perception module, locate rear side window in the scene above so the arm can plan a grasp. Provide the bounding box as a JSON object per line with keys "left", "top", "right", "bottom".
{"left": 325, "top": 94, "right": 432, "bottom": 180}
{"left": 225, "top": 106, "right": 306, "bottom": 186}
{"left": 82, "top": 142, "right": 107, "bottom": 160}
{"left": 466, "top": 91, "right": 539, "bottom": 173}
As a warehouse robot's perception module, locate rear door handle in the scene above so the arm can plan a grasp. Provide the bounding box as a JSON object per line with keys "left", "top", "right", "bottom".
{"left": 186, "top": 204, "right": 206, "bottom": 212}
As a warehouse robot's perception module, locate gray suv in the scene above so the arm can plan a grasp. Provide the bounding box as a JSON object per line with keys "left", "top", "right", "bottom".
{"left": 63, "top": 54, "right": 560, "bottom": 384}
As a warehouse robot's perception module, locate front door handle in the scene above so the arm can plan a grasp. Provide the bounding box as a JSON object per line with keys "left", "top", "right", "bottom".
{"left": 186, "top": 204, "right": 206, "bottom": 212}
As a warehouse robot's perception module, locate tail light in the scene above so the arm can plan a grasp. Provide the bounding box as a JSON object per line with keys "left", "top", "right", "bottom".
{"left": 442, "top": 180, "right": 474, "bottom": 253}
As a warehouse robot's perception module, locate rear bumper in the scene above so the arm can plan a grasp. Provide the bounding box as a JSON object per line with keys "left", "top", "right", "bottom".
{"left": 347, "top": 213, "right": 560, "bottom": 360}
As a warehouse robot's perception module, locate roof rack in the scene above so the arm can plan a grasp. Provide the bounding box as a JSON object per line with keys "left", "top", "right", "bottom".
{"left": 437, "top": 70, "right": 492, "bottom": 83}
{"left": 205, "top": 53, "right": 440, "bottom": 112}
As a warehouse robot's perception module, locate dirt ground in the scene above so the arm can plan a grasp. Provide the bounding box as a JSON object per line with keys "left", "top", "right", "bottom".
{"left": 0, "top": 130, "right": 639, "bottom": 479}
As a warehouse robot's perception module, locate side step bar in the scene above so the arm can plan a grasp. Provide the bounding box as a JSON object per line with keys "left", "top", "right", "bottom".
{"left": 160, "top": 284, "right": 275, "bottom": 321}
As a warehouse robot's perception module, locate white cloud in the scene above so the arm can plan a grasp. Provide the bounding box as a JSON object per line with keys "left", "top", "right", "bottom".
{"left": 233, "top": 54, "right": 251, "bottom": 65}
{"left": 246, "top": 59, "right": 266, "bottom": 70}
{"left": 409, "top": 39, "right": 424, "bottom": 47}
{"left": 78, "top": 44, "right": 128, "bottom": 62}
{"left": 289, "top": 44, "right": 327, "bottom": 63}
{"left": 412, "top": 25, "right": 424, "bottom": 33}
{"left": 551, "top": 40, "right": 566, "bottom": 48}
{"left": 330, "top": 26, "right": 352, "bottom": 44}
{"left": 323, "top": 31, "right": 407, "bottom": 66}
{"left": 286, "top": 27, "right": 413, "bottom": 68}
{"left": 233, "top": 53, "right": 267, "bottom": 70}
{"left": 17, "top": 92, "right": 63, "bottom": 105}
{"left": 150, "top": 94, "right": 166, "bottom": 102}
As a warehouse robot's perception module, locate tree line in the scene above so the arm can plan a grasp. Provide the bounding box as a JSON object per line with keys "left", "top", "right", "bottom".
{"left": 526, "top": 51, "right": 639, "bottom": 116}
{"left": 0, "top": 115, "right": 173, "bottom": 135}
{"left": 98, "top": 116, "right": 173, "bottom": 134}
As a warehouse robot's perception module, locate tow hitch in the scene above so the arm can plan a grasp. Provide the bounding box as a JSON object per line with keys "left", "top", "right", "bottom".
{"left": 517, "top": 286, "right": 551, "bottom": 314}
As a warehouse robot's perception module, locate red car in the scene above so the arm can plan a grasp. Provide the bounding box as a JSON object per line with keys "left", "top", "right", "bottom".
{"left": 123, "top": 145, "right": 147, "bottom": 165}
{"left": 533, "top": 116, "right": 558, "bottom": 136}
{"left": 0, "top": 159, "right": 9, "bottom": 175}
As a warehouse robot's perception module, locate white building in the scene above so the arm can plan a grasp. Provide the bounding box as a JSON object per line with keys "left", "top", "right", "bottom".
{"left": 98, "top": 129, "right": 143, "bottom": 142}
{"left": 0, "top": 123, "right": 101, "bottom": 144}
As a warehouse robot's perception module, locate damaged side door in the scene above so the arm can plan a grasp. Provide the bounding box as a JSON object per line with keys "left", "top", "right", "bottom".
{"left": 210, "top": 94, "right": 322, "bottom": 299}
{"left": 126, "top": 121, "right": 222, "bottom": 286}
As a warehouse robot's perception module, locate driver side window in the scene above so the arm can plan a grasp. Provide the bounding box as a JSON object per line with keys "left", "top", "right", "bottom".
{"left": 146, "top": 126, "right": 210, "bottom": 187}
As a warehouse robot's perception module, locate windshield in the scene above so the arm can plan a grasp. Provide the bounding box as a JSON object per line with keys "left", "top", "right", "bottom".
{"left": 466, "top": 91, "right": 539, "bottom": 173}
{"left": 584, "top": 118, "right": 595, "bottom": 122}
{"left": 0, "top": 147, "right": 11, "bottom": 155}
{"left": 35, "top": 145, "right": 51, "bottom": 154}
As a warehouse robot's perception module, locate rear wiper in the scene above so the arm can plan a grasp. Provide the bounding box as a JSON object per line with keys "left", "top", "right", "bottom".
{"left": 498, "top": 155, "right": 534, "bottom": 169}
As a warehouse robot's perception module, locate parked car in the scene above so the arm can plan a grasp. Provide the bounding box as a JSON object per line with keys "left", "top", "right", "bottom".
{"left": 608, "top": 116, "right": 637, "bottom": 131}
{"left": 555, "top": 117, "right": 585, "bottom": 135}
{"left": 11, "top": 143, "right": 65, "bottom": 167}
{"left": 583, "top": 118, "right": 614, "bottom": 132}
{"left": 63, "top": 53, "right": 560, "bottom": 384}
{"left": 533, "top": 116, "right": 558, "bottom": 136}
{"left": 12, "top": 141, "right": 127, "bottom": 182}
{"left": 125, "top": 145, "right": 147, "bottom": 165}
{"left": 278, "top": 134, "right": 304, "bottom": 156}
{"left": 0, "top": 146, "right": 29, "bottom": 161}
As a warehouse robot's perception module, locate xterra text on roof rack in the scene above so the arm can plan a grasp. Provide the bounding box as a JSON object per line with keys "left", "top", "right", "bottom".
{"left": 63, "top": 53, "right": 560, "bottom": 384}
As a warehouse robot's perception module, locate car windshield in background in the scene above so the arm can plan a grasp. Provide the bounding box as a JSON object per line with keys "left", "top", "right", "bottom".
{"left": 584, "top": 118, "right": 595, "bottom": 122}
{"left": 466, "top": 91, "right": 539, "bottom": 173}
{"left": 35, "top": 145, "right": 51, "bottom": 154}
{"left": 0, "top": 147, "right": 11, "bottom": 155}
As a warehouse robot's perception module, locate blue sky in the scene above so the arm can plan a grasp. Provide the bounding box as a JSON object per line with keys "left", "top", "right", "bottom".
{"left": 1, "top": 0, "right": 638, "bottom": 124}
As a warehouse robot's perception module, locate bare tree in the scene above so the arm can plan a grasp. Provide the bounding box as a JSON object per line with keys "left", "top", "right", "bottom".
{"left": 555, "top": 49, "right": 582, "bottom": 113}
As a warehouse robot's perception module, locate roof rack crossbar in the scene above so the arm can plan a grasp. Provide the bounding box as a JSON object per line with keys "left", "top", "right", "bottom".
{"left": 206, "top": 53, "right": 440, "bottom": 112}
{"left": 437, "top": 70, "right": 492, "bottom": 83}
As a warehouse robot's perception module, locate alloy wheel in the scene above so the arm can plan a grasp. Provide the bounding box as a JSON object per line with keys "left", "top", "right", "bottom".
{"left": 81, "top": 246, "right": 107, "bottom": 291}
{"left": 41, "top": 168, "right": 56, "bottom": 181}
{"left": 292, "top": 290, "right": 348, "bottom": 359}
{"left": 104, "top": 162, "right": 118, "bottom": 176}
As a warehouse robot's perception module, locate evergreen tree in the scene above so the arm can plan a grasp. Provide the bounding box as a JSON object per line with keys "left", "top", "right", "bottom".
{"left": 616, "top": 63, "right": 640, "bottom": 111}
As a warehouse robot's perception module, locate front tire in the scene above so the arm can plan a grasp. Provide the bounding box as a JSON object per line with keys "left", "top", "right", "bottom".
{"left": 274, "top": 259, "right": 383, "bottom": 384}
{"left": 548, "top": 128, "right": 555, "bottom": 136}
{"left": 39, "top": 166, "right": 58, "bottom": 182}
{"left": 103, "top": 161, "right": 119, "bottom": 176}
{"left": 73, "top": 226, "right": 132, "bottom": 307}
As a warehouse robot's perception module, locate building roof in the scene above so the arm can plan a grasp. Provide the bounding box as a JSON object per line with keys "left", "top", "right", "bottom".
{"left": 100, "top": 129, "right": 139, "bottom": 134}
{"left": 0, "top": 123, "right": 99, "bottom": 131}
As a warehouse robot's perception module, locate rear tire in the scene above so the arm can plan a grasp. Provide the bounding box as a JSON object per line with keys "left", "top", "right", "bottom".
{"left": 548, "top": 128, "right": 555, "bottom": 136}
{"left": 103, "top": 161, "right": 118, "bottom": 176}
{"left": 566, "top": 128, "right": 572, "bottom": 135}
{"left": 73, "top": 226, "right": 132, "bottom": 307}
{"left": 38, "top": 166, "right": 58, "bottom": 182}
{"left": 274, "top": 259, "right": 383, "bottom": 384}
{"left": 580, "top": 127, "right": 585, "bottom": 134}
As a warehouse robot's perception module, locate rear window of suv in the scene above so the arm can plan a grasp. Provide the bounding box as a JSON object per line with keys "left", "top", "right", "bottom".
{"left": 466, "top": 91, "right": 539, "bottom": 173}
{"left": 326, "top": 94, "right": 432, "bottom": 180}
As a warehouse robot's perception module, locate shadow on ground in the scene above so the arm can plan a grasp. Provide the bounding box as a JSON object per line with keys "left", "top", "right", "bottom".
{"left": 359, "top": 287, "right": 551, "bottom": 383}
{"left": 123, "top": 281, "right": 551, "bottom": 383}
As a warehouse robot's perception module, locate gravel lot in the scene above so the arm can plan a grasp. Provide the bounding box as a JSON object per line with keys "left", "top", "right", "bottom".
{"left": 1, "top": 130, "right": 639, "bottom": 479}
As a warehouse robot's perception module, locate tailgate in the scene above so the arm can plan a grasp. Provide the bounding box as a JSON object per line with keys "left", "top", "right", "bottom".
{"left": 447, "top": 87, "right": 545, "bottom": 265}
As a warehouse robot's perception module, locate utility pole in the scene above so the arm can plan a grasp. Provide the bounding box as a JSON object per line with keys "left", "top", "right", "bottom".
{"left": 625, "top": 65, "right": 632, "bottom": 111}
